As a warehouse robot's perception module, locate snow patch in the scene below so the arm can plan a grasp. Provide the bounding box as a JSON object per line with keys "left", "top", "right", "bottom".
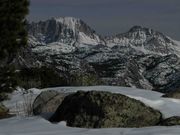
{"left": 32, "top": 42, "right": 76, "bottom": 54}
{"left": 78, "top": 32, "right": 101, "bottom": 45}
{"left": 55, "top": 17, "right": 80, "bottom": 35}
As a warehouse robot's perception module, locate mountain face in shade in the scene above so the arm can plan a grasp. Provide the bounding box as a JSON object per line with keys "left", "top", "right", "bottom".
{"left": 17, "top": 17, "right": 180, "bottom": 92}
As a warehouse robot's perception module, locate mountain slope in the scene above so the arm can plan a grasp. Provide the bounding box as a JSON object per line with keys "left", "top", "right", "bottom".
{"left": 18, "top": 17, "right": 180, "bottom": 92}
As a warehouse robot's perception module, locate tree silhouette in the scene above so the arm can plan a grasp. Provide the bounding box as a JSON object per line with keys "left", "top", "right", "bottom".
{"left": 0, "top": 0, "right": 29, "bottom": 94}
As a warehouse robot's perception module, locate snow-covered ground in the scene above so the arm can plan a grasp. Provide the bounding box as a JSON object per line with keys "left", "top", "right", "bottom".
{"left": 1, "top": 116, "right": 180, "bottom": 135}
{"left": 1, "top": 86, "right": 180, "bottom": 135}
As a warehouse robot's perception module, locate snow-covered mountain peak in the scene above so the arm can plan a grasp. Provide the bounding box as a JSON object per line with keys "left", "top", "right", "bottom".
{"left": 28, "top": 17, "right": 180, "bottom": 57}
{"left": 126, "top": 26, "right": 174, "bottom": 42}
{"left": 28, "top": 17, "right": 104, "bottom": 47}
{"left": 105, "top": 25, "right": 180, "bottom": 56}
{"left": 128, "top": 25, "right": 154, "bottom": 34}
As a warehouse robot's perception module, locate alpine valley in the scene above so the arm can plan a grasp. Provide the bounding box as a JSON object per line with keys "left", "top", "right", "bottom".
{"left": 14, "top": 17, "right": 180, "bottom": 93}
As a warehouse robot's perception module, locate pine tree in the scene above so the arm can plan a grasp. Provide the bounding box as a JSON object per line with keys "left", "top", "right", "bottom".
{"left": 0, "top": 0, "right": 29, "bottom": 60}
{"left": 0, "top": 0, "right": 29, "bottom": 94}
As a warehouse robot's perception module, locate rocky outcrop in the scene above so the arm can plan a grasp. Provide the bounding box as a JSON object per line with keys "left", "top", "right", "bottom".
{"left": 160, "top": 116, "right": 180, "bottom": 126}
{"left": 162, "top": 89, "right": 180, "bottom": 99}
{"left": 0, "top": 104, "right": 10, "bottom": 119}
{"left": 50, "top": 91, "right": 162, "bottom": 128}
{"left": 33, "top": 90, "right": 69, "bottom": 115}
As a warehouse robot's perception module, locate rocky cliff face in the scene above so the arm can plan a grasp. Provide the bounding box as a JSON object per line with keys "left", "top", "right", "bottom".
{"left": 17, "top": 17, "right": 180, "bottom": 92}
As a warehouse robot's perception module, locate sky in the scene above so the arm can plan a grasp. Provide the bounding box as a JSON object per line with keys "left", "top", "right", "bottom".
{"left": 28, "top": 0, "right": 180, "bottom": 40}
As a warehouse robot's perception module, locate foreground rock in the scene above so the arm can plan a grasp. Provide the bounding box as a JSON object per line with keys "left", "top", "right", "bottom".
{"left": 160, "top": 116, "right": 180, "bottom": 126}
{"left": 162, "top": 89, "right": 180, "bottom": 99}
{"left": 0, "top": 104, "right": 9, "bottom": 119}
{"left": 33, "top": 90, "right": 69, "bottom": 115}
{"left": 50, "top": 91, "right": 162, "bottom": 128}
